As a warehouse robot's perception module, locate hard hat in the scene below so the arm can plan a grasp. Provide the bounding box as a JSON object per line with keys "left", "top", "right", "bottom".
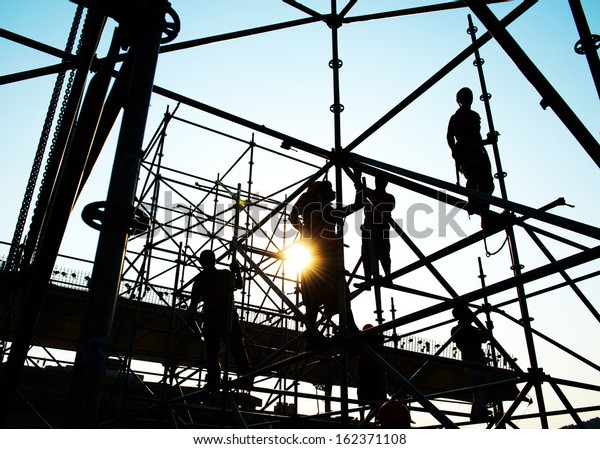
{"left": 376, "top": 400, "right": 414, "bottom": 426}
{"left": 456, "top": 87, "right": 473, "bottom": 105}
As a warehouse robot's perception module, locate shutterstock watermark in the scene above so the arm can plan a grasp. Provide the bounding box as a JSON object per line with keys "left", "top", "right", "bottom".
{"left": 149, "top": 191, "right": 468, "bottom": 242}
{"left": 398, "top": 201, "right": 467, "bottom": 239}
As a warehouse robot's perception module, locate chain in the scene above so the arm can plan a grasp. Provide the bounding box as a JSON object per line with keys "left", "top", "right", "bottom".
{"left": 1, "top": 5, "right": 85, "bottom": 356}
{"left": 5, "top": 5, "right": 85, "bottom": 271}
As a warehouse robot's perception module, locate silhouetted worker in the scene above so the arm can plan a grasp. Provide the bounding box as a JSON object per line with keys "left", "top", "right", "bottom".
{"left": 290, "top": 179, "right": 361, "bottom": 349}
{"left": 451, "top": 304, "right": 491, "bottom": 422}
{"left": 447, "top": 87, "right": 497, "bottom": 226}
{"left": 357, "top": 324, "right": 387, "bottom": 420}
{"left": 358, "top": 177, "right": 395, "bottom": 286}
{"left": 187, "top": 249, "right": 252, "bottom": 388}
{"left": 376, "top": 400, "right": 414, "bottom": 428}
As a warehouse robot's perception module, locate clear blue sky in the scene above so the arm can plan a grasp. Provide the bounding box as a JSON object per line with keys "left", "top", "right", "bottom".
{"left": 1, "top": 0, "right": 599, "bottom": 429}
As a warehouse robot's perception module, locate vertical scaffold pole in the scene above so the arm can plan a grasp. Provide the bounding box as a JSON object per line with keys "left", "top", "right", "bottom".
{"left": 467, "top": 14, "right": 508, "bottom": 201}
{"left": 568, "top": 0, "right": 600, "bottom": 100}
{"left": 328, "top": 0, "right": 350, "bottom": 425}
{"left": 243, "top": 136, "right": 255, "bottom": 316}
{"left": 477, "top": 257, "right": 505, "bottom": 426}
{"left": 211, "top": 174, "right": 221, "bottom": 252}
{"left": 464, "top": 8, "right": 549, "bottom": 427}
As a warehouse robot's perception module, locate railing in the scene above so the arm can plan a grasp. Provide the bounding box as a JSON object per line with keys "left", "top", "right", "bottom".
{"left": 0, "top": 255, "right": 513, "bottom": 368}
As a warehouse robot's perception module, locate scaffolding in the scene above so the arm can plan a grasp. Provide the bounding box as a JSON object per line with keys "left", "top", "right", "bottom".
{"left": 1, "top": 0, "right": 599, "bottom": 429}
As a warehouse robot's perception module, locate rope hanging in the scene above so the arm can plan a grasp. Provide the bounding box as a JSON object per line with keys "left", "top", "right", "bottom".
{"left": 483, "top": 231, "right": 509, "bottom": 257}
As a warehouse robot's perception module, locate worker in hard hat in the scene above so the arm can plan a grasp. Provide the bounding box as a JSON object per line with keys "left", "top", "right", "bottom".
{"left": 357, "top": 324, "right": 387, "bottom": 420}
{"left": 446, "top": 87, "right": 497, "bottom": 228}
{"left": 376, "top": 399, "right": 414, "bottom": 429}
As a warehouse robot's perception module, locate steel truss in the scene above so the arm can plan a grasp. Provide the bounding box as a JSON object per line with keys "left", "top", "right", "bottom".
{"left": 1, "top": 0, "right": 599, "bottom": 429}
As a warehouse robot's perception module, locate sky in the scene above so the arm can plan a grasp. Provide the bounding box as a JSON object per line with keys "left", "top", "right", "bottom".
{"left": 1, "top": 0, "right": 599, "bottom": 429}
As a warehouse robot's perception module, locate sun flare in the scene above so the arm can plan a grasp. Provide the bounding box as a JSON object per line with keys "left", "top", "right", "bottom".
{"left": 283, "top": 244, "right": 312, "bottom": 274}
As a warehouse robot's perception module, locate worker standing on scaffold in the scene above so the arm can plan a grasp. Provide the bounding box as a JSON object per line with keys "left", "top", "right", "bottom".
{"left": 447, "top": 87, "right": 497, "bottom": 228}
{"left": 451, "top": 304, "right": 492, "bottom": 423}
{"left": 187, "top": 249, "right": 253, "bottom": 389}
{"left": 290, "top": 179, "right": 361, "bottom": 350}
{"left": 357, "top": 175, "right": 395, "bottom": 287}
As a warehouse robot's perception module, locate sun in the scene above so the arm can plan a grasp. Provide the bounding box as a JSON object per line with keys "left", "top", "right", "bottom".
{"left": 283, "top": 243, "right": 312, "bottom": 274}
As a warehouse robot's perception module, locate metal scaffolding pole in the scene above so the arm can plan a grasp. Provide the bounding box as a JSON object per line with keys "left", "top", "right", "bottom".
{"left": 327, "top": 0, "right": 351, "bottom": 426}
{"left": 466, "top": 14, "right": 507, "bottom": 200}
{"left": 568, "top": 0, "right": 600, "bottom": 100}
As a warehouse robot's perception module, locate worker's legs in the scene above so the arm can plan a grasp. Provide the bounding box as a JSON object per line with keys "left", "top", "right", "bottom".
{"left": 303, "top": 302, "right": 322, "bottom": 351}
{"left": 202, "top": 326, "right": 222, "bottom": 387}
{"left": 467, "top": 367, "right": 490, "bottom": 421}
{"left": 230, "top": 314, "right": 251, "bottom": 374}
{"left": 361, "top": 235, "right": 373, "bottom": 280}
{"left": 373, "top": 238, "right": 391, "bottom": 277}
